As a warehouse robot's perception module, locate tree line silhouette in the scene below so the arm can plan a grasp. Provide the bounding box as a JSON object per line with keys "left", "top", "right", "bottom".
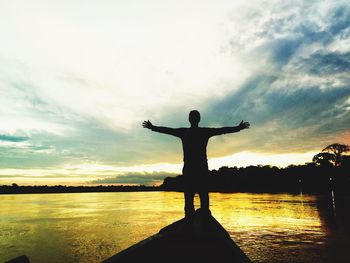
{"left": 161, "top": 143, "right": 350, "bottom": 194}
{"left": 1, "top": 143, "right": 349, "bottom": 195}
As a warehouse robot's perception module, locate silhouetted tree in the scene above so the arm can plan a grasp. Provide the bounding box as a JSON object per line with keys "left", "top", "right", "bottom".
{"left": 341, "top": 155, "right": 350, "bottom": 169}
{"left": 312, "top": 152, "right": 335, "bottom": 167}
{"left": 322, "top": 143, "right": 350, "bottom": 166}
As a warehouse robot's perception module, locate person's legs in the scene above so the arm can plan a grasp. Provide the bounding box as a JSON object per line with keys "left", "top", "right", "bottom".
{"left": 198, "top": 171, "right": 210, "bottom": 214}
{"left": 184, "top": 190, "right": 195, "bottom": 217}
{"left": 199, "top": 191, "right": 210, "bottom": 212}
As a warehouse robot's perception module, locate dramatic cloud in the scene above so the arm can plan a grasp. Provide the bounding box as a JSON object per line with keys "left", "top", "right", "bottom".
{"left": 198, "top": 0, "right": 350, "bottom": 155}
{"left": 297, "top": 51, "right": 350, "bottom": 75}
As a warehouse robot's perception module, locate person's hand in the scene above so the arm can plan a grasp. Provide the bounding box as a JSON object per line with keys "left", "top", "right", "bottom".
{"left": 238, "top": 120, "right": 250, "bottom": 130}
{"left": 142, "top": 120, "right": 153, "bottom": 129}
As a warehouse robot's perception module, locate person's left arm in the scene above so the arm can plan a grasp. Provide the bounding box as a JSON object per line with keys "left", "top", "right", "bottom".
{"left": 208, "top": 120, "right": 250, "bottom": 137}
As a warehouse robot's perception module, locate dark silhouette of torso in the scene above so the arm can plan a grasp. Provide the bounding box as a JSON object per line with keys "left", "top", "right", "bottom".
{"left": 150, "top": 126, "right": 239, "bottom": 176}
{"left": 179, "top": 128, "right": 213, "bottom": 170}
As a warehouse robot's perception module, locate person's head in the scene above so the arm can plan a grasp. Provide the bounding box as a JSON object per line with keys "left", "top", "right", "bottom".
{"left": 189, "top": 110, "right": 200, "bottom": 126}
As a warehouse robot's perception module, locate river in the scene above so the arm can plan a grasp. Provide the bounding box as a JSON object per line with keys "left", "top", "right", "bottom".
{"left": 1, "top": 192, "right": 349, "bottom": 262}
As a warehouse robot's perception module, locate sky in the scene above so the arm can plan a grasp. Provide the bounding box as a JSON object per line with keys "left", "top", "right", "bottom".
{"left": 0, "top": 0, "right": 349, "bottom": 185}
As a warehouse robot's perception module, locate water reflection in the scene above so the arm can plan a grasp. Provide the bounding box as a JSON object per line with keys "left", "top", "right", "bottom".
{"left": 210, "top": 193, "right": 325, "bottom": 263}
{"left": 0, "top": 192, "right": 184, "bottom": 263}
{"left": 0, "top": 192, "right": 349, "bottom": 263}
{"left": 315, "top": 191, "right": 350, "bottom": 263}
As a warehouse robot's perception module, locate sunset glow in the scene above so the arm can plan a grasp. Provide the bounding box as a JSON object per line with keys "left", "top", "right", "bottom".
{"left": 0, "top": 0, "right": 349, "bottom": 185}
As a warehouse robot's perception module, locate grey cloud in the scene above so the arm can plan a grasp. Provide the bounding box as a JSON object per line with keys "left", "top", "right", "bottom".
{"left": 203, "top": 73, "right": 350, "bottom": 150}
{"left": 146, "top": 72, "right": 350, "bottom": 155}
{"left": 268, "top": 38, "right": 304, "bottom": 66}
{"left": 91, "top": 171, "right": 178, "bottom": 185}
{"left": 0, "top": 134, "right": 29, "bottom": 142}
{"left": 328, "top": 5, "right": 350, "bottom": 36}
{"left": 251, "top": 2, "right": 350, "bottom": 66}
{"left": 296, "top": 51, "right": 350, "bottom": 75}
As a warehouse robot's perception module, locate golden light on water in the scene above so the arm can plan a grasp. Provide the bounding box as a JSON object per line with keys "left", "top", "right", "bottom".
{"left": 210, "top": 193, "right": 322, "bottom": 230}
{"left": 0, "top": 192, "right": 327, "bottom": 263}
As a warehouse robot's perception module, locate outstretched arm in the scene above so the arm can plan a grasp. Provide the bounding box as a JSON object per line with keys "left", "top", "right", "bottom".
{"left": 209, "top": 120, "right": 250, "bottom": 137}
{"left": 142, "top": 120, "right": 182, "bottom": 137}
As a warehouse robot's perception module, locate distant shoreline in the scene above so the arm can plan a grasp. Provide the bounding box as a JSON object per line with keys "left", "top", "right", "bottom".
{"left": 0, "top": 185, "right": 160, "bottom": 195}
{"left": 1, "top": 184, "right": 348, "bottom": 195}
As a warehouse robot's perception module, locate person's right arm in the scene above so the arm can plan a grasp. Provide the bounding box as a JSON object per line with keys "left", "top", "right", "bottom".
{"left": 142, "top": 120, "right": 182, "bottom": 137}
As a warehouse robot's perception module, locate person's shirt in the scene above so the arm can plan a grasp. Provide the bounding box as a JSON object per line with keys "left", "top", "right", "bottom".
{"left": 151, "top": 126, "right": 240, "bottom": 169}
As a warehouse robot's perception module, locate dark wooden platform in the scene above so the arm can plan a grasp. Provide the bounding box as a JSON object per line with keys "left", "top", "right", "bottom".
{"left": 102, "top": 209, "right": 252, "bottom": 263}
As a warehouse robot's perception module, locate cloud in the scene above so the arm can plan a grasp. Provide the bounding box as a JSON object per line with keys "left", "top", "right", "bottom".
{"left": 0, "top": 174, "right": 74, "bottom": 178}
{"left": 91, "top": 171, "right": 178, "bottom": 185}
{"left": 328, "top": 4, "right": 350, "bottom": 35}
{"left": 0, "top": 134, "right": 29, "bottom": 142}
{"left": 294, "top": 51, "right": 350, "bottom": 75}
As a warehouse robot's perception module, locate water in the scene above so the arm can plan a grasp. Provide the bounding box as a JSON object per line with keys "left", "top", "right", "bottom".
{"left": 1, "top": 192, "right": 349, "bottom": 263}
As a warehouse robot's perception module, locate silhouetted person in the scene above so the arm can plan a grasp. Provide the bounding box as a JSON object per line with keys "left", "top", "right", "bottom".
{"left": 143, "top": 110, "right": 250, "bottom": 218}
